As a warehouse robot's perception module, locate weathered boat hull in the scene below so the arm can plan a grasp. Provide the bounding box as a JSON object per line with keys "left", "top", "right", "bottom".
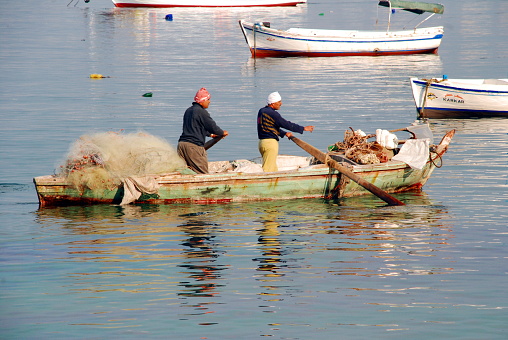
{"left": 34, "top": 131, "right": 454, "bottom": 207}
{"left": 33, "top": 164, "right": 422, "bottom": 206}
{"left": 112, "top": 0, "right": 305, "bottom": 7}
{"left": 239, "top": 21, "right": 444, "bottom": 58}
{"left": 410, "top": 77, "right": 508, "bottom": 119}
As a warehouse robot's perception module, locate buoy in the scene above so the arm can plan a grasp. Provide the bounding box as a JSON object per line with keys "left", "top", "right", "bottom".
{"left": 142, "top": 92, "right": 153, "bottom": 97}
{"left": 318, "top": 13, "right": 324, "bottom": 16}
{"left": 165, "top": 14, "right": 173, "bottom": 21}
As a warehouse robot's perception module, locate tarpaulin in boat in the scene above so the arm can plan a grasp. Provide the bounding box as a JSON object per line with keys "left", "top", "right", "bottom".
{"left": 121, "top": 176, "right": 159, "bottom": 205}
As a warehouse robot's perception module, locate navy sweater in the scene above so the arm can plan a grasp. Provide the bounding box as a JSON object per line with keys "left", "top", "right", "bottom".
{"left": 178, "top": 102, "right": 224, "bottom": 147}
{"left": 257, "top": 106, "right": 304, "bottom": 141}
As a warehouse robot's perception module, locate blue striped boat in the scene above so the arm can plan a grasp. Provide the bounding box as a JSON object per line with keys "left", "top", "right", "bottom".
{"left": 410, "top": 77, "right": 508, "bottom": 119}
{"left": 239, "top": 1, "right": 445, "bottom": 58}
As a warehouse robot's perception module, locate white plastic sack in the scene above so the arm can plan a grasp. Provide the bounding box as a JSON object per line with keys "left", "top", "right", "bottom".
{"left": 392, "top": 139, "right": 430, "bottom": 170}
{"left": 376, "top": 129, "right": 398, "bottom": 149}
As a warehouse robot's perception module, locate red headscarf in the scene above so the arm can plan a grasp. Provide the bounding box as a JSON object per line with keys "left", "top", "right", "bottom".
{"left": 194, "top": 88, "right": 211, "bottom": 103}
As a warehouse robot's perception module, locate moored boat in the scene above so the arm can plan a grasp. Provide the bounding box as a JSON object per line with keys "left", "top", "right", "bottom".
{"left": 239, "top": 0, "right": 444, "bottom": 58}
{"left": 34, "top": 128, "right": 455, "bottom": 207}
{"left": 410, "top": 77, "right": 508, "bottom": 119}
{"left": 110, "top": 0, "right": 306, "bottom": 7}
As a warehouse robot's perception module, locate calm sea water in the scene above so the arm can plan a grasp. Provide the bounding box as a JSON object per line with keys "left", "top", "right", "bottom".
{"left": 1, "top": 0, "right": 507, "bottom": 339}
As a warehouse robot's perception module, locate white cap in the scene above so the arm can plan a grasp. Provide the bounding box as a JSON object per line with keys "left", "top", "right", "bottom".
{"left": 267, "top": 92, "right": 282, "bottom": 104}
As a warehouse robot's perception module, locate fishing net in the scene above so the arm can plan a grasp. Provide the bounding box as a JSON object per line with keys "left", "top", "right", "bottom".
{"left": 58, "top": 131, "right": 187, "bottom": 191}
{"left": 328, "top": 128, "right": 393, "bottom": 165}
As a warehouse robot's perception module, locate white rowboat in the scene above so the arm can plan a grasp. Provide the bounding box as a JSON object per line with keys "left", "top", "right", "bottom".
{"left": 410, "top": 77, "right": 508, "bottom": 119}
{"left": 239, "top": 0, "right": 444, "bottom": 58}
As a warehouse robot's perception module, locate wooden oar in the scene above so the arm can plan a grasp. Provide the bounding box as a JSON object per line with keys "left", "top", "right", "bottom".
{"left": 289, "top": 136, "right": 405, "bottom": 206}
{"left": 204, "top": 135, "right": 226, "bottom": 150}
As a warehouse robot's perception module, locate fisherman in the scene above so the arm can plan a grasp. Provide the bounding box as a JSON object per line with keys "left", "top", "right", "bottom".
{"left": 257, "top": 92, "right": 314, "bottom": 172}
{"left": 177, "top": 88, "right": 228, "bottom": 174}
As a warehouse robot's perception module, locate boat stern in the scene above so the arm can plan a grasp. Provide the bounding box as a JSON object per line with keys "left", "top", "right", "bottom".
{"left": 33, "top": 175, "right": 119, "bottom": 207}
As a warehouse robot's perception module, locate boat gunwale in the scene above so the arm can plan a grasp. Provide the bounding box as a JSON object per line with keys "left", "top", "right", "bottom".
{"left": 412, "top": 78, "right": 508, "bottom": 95}
{"left": 33, "top": 157, "right": 437, "bottom": 187}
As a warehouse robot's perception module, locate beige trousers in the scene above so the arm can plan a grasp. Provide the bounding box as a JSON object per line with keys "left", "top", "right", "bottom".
{"left": 258, "top": 138, "right": 279, "bottom": 172}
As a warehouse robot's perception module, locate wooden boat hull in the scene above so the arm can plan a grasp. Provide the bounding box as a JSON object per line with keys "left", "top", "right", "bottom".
{"left": 239, "top": 21, "right": 444, "bottom": 58}
{"left": 112, "top": 0, "right": 305, "bottom": 7}
{"left": 34, "top": 131, "right": 454, "bottom": 207}
{"left": 410, "top": 77, "right": 508, "bottom": 119}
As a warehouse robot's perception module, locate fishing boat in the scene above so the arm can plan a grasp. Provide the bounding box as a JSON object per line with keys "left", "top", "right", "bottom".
{"left": 410, "top": 77, "right": 508, "bottom": 119}
{"left": 34, "top": 128, "right": 455, "bottom": 207}
{"left": 110, "top": 0, "right": 306, "bottom": 7}
{"left": 239, "top": 0, "right": 444, "bottom": 58}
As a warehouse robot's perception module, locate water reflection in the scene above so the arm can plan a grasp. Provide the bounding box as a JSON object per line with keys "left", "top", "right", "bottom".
{"left": 177, "top": 214, "right": 225, "bottom": 299}
{"left": 430, "top": 117, "right": 508, "bottom": 134}
{"left": 174, "top": 213, "right": 228, "bottom": 323}
{"left": 35, "top": 205, "right": 231, "bottom": 322}
{"left": 85, "top": 5, "right": 309, "bottom": 48}
{"left": 244, "top": 53, "right": 443, "bottom": 77}
{"left": 32, "top": 196, "right": 457, "bottom": 331}
{"left": 255, "top": 209, "right": 284, "bottom": 278}
{"left": 427, "top": 118, "right": 508, "bottom": 202}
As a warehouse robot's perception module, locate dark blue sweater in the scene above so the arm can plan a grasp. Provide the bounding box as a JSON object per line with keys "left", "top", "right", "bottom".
{"left": 178, "top": 102, "right": 224, "bottom": 147}
{"left": 257, "top": 106, "right": 304, "bottom": 141}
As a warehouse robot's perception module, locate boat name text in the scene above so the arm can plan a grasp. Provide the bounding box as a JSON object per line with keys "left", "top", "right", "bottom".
{"left": 443, "top": 94, "right": 464, "bottom": 104}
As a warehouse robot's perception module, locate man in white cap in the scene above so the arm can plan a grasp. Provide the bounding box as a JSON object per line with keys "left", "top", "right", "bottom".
{"left": 257, "top": 92, "right": 314, "bottom": 172}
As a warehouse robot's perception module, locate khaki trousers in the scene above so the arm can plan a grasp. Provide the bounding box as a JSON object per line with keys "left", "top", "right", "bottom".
{"left": 258, "top": 138, "right": 279, "bottom": 172}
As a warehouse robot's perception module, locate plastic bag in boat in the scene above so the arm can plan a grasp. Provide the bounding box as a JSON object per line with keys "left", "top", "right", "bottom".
{"left": 392, "top": 139, "right": 430, "bottom": 170}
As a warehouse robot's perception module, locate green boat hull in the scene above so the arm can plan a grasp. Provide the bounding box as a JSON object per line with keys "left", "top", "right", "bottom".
{"left": 34, "top": 130, "right": 454, "bottom": 207}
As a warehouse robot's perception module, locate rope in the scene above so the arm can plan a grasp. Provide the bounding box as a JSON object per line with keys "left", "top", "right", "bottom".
{"left": 329, "top": 129, "right": 385, "bottom": 165}
{"left": 253, "top": 23, "right": 258, "bottom": 59}
{"left": 419, "top": 78, "right": 446, "bottom": 118}
{"left": 419, "top": 79, "right": 432, "bottom": 118}
{"left": 429, "top": 149, "right": 443, "bottom": 168}
{"left": 324, "top": 153, "right": 332, "bottom": 167}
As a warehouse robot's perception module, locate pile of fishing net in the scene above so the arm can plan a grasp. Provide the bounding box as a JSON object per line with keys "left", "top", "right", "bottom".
{"left": 328, "top": 128, "right": 395, "bottom": 165}
{"left": 58, "top": 131, "right": 186, "bottom": 190}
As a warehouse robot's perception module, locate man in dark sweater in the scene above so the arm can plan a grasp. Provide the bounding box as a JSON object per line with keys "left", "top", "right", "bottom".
{"left": 257, "top": 92, "right": 314, "bottom": 172}
{"left": 177, "top": 88, "right": 228, "bottom": 174}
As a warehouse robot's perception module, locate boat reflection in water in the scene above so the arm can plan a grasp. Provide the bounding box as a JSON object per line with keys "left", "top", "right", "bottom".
{"left": 34, "top": 195, "right": 454, "bottom": 329}
{"left": 177, "top": 213, "right": 226, "bottom": 300}
{"left": 243, "top": 53, "right": 443, "bottom": 81}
